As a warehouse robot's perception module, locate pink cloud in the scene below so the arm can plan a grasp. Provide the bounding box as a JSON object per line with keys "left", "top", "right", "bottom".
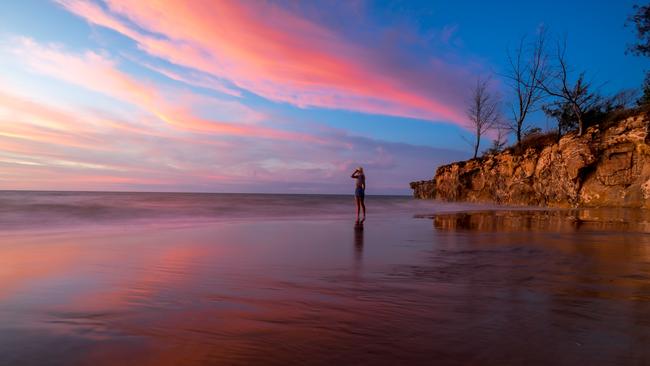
{"left": 0, "top": 86, "right": 247, "bottom": 190}
{"left": 7, "top": 37, "right": 322, "bottom": 143}
{"left": 0, "top": 85, "right": 466, "bottom": 194}
{"left": 0, "top": 31, "right": 471, "bottom": 194}
{"left": 57, "top": 0, "right": 476, "bottom": 124}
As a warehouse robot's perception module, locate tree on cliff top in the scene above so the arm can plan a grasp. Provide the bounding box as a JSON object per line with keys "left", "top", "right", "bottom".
{"left": 627, "top": 3, "right": 650, "bottom": 56}
{"left": 465, "top": 77, "right": 501, "bottom": 159}
{"left": 503, "top": 28, "right": 550, "bottom": 144}
{"left": 538, "top": 38, "right": 600, "bottom": 136}
{"left": 542, "top": 100, "right": 578, "bottom": 137}
{"left": 543, "top": 88, "right": 637, "bottom": 136}
{"left": 626, "top": 3, "right": 650, "bottom": 105}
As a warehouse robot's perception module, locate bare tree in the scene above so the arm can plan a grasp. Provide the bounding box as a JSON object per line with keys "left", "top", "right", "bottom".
{"left": 538, "top": 38, "right": 600, "bottom": 136}
{"left": 607, "top": 88, "right": 639, "bottom": 110}
{"left": 465, "top": 77, "right": 501, "bottom": 159}
{"left": 503, "top": 28, "right": 550, "bottom": 144}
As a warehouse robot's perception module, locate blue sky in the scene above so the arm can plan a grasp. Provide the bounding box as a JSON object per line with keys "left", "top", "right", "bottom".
{"left": 0, "top": 1, "right": 646, "bottom": 194}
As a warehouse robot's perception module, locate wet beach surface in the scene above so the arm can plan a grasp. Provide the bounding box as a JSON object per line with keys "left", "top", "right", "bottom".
{"left": 1, "top": 192, "right": 649, "bottom": 365}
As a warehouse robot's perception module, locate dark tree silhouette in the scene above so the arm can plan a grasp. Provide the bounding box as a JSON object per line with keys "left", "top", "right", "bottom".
{"left": 543, "top": 88, "right": 636, "bottom": 137}
{"left": 503, "top": 28, "right": 550, "bottom": 144}
{"left": 538, "top": 38, "right": 600, "bottom": 136}
{"left": 627, "top": 4, "right": 650, "bottom": 56}
{"left": 542, "top": 100, "right": 579, "bottom": 137}
{"left": 627, "top": 4, "right": 650, "bottom": 105}
{"left": 465, "top": 77, "right": 500, "bottom": 159}
{"left": 640, "top": 73, "right": 650, "bottom": 106}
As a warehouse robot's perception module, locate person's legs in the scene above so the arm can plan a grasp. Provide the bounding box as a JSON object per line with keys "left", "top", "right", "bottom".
{"left": 355, "top": 196, "right": 361, "bottom": 218}
{"left": 360, "top": 196, "right": 366, "bottom": 218}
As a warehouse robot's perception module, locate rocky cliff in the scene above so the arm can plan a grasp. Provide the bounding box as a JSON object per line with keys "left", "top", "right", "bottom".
{"left": 410, "top": 113, "right": 650, "bottom": 208}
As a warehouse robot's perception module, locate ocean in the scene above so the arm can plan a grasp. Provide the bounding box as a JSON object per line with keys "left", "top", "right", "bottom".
{"left": 1, "top": 191, "right": 649, "bottom": 365}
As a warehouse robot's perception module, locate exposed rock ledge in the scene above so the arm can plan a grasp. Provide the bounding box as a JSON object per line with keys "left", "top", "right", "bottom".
{"left": 410, "top": 114, "right": 650, "bottom": 208}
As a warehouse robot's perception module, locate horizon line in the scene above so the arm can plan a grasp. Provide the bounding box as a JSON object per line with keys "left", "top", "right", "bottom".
{"left": 0, "top": 189, "right": 412, "bottom": 197}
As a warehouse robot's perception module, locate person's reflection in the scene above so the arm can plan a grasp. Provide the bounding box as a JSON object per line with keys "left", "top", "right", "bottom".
{"left": 354, "top": 218, "right": 365, "bottom": 264}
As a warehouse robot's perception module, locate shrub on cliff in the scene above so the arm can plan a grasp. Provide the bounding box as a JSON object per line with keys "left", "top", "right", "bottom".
{"left": 639, "top": 73, "right": 650, "bottom": 106}
{"left": 510, "top": 130, "right": 558, "bottom": 154}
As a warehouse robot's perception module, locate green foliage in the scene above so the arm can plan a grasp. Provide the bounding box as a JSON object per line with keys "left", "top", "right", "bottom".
{"left": 542, "top": 100, "right": 579, "bottom": 136}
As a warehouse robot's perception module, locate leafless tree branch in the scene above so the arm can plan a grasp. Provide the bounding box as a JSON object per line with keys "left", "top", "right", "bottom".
{"left": 538, "top": 35, "right": 600, "bottom": 136}
{"left": 466, "top": 76, "right": 501, "bottom": 159}
{"left": 503, "top": 26, "right": 550, "bottom": 143}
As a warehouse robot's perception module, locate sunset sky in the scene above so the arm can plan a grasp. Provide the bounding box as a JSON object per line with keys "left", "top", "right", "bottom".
{"left": 0, "top": 0, "right": 646, "bottom": 194}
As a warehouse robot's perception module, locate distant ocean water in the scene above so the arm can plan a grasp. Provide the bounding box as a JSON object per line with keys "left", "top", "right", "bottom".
{"left": 0, "top": 190, "right": 501, "bottom": 231}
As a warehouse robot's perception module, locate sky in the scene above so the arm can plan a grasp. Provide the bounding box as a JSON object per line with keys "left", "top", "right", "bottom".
{"left": 0, "top": 0, "right": 646, "bottom": 194}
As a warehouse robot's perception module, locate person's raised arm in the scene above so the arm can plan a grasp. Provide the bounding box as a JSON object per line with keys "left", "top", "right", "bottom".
{"left": 351, "top": 170, "right": 359, "bottom": 178}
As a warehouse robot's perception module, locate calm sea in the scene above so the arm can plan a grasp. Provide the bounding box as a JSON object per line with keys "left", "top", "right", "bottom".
{"left": 1, "top": 191, "right": 649, "bottom": 365}
{"left": 0, "top": 191, "right": 508, "bottom": 232}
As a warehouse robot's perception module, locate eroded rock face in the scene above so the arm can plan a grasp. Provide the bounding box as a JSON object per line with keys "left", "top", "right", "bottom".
{"left": 410, "top": 114, "right": 650, "bottom": 208}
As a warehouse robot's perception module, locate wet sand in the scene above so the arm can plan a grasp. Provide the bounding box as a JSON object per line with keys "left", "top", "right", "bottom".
{"left": 1, "top": 195, "right": 650, "bottom": 365}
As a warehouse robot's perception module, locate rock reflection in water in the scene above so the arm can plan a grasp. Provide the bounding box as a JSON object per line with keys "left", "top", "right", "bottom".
{"left": 428, "top": 209, "right": 650, "bottom": 233}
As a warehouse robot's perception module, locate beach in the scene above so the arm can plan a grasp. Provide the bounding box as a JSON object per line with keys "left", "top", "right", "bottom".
{"left": 1, "top": 191, "right": 650, "bottom": 365}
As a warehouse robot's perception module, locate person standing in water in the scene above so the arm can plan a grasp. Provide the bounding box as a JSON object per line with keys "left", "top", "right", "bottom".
{"left": 351, "top": 167, "right": 366, "bottom": 220}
